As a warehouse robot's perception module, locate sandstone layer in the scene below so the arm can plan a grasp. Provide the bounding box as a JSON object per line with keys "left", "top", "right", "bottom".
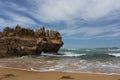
{"left": 0, "top": 25, "right": 63, "bottom": 57}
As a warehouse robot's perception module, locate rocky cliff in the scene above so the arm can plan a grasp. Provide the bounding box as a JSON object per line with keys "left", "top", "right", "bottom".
{"left": 0, "top": 25, "right": 63, "bottom": 57}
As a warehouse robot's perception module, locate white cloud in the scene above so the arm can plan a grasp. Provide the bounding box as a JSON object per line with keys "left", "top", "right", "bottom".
{"left": 1, "top": 0, "right": 120, "bottom": 39}
{"left": 0, "top": 1, "right": 28, "bottom": 12}
{"left": 106, "top": 33, "right": 120, "bottom": 37}
{"left": 0, "top": 10, "right": 36, "bottom": 27}
{"left": 98, "top": 32, "right": 120, "bottom": 38}
{"left": 60, "top": 23, "right": 120, "bottom": 39}
{"left": 1, "top": 0, "right": 120, "bottom": 25}
{"left": 9, "top": 2, "right": 28, "bottom": 11}
{"left": 29, "top": 0, "right": 120, "bottom": 23}
{"left": 0, "top": 1, "right": 36, "bottom": 27}
{"left": 9, "top": 13, "right": 35, "bottom": 24}
{"left": 0, "top": 18, "right": 5, "bottom": 24}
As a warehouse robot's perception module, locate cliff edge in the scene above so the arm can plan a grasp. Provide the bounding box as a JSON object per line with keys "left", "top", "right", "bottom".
{"left": 0, "top": 25, "right": 63, "bottom": 57}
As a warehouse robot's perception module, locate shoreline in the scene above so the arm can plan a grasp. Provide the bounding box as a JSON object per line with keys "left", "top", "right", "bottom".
{"left": 0, "top": 67, "right": 120, "bottom": 76}
{"left": 0, "top": 67, "right": 120, "bottom": 80}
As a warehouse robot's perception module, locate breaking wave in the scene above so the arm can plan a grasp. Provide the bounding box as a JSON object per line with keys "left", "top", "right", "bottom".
{"left": 0, "top": 48, "right": 120, "bottom": 74}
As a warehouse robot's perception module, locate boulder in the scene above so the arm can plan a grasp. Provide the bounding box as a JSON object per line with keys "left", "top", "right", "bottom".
{"left": 0, "top": 25, "right": 63, "bottom": 57}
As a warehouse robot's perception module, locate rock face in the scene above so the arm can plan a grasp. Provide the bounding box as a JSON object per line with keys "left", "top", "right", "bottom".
{"left": 0, "top": 25, "right": 63, "bottom": 57}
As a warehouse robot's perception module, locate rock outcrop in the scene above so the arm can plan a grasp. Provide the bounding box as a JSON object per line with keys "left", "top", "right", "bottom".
{"left": 0, "top": 25, "right": 63, "bottom": 57}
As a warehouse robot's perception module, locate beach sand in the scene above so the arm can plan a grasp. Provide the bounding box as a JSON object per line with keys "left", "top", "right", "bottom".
{"left": 0, "top": 67, "right": 120, "bottom": 80}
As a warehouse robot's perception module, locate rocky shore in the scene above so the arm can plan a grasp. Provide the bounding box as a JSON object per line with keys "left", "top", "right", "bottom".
{"left": 0, "top": 25, "right": 63, "bottom": 57}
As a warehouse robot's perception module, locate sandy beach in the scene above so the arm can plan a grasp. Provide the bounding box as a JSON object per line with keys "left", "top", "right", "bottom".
{"left": 0, "top": 67, "right": 120, "bottom": 80}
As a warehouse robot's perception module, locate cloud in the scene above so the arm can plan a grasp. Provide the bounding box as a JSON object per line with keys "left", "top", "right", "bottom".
{"left": 106, "top": 33, "right": 120, "bottom": 37}
{"left": 0, "top": 1, "right": 36, "bottom": 27}
{"left": 0, "top": 0, "right": 120, "bottom": 40}
{"left": 99, "top": 32, "right": 120, "bottom": 38}
{"left": 28, "top": 0, "right": 120, "bottom": 23}
{"left": 60, "top": 23, "right": 120, "bottom": 39}
{"left": 0, "top": 1, "right": 27, "bottom": 12}
{"left": 7, "top": 12, "right": 36, "bottom": 24}
{"left": 1, "top": 0, "right": 120, "bottom": 25}
{"left": 0, "top": 18, "right": 5, "bottom": 24}
{"left": 0, "top": 11, "right": 36, "bottom": 28}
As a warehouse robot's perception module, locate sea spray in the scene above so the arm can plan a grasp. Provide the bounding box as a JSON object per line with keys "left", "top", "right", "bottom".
{"left": 0, "top": 48, "right": 120, "bottom": 74}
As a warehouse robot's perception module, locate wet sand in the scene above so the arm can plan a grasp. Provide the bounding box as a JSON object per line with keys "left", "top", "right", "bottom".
{"left": 0, "top": 67, "right": 120, "bottom": 80}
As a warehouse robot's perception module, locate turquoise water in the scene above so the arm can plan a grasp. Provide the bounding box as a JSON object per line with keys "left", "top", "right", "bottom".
{"left": 0, "top": 48, "right": 120, "bottom": 74}
{"left": 59, "top": 48, "right": 120, "bottom": 58}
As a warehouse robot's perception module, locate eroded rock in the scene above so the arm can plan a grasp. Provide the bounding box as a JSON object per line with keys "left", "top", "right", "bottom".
{"left": 0, "top": 25, "right": 63, "bottom": 57}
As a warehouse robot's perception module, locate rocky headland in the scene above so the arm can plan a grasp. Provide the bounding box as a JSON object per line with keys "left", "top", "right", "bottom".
{"left": 0, "top": 25, "right": 63, "bottom": 57}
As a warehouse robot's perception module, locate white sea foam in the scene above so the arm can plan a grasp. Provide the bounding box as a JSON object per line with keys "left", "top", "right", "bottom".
{"left": 1, "top": 66, "right": 120, "bottom": 75}
{"left": 63, "top": 52, "right": 85, "bottom": 57}
{"left": 108, "top": 49, "right": 120, "bottom": 51}
{"left": 46, "top": 61, "right": 54, "bottom": 64}
{"left": 108, "top": 53, "right": 120, "bottom": 57}
{"left": 41, "top": 53, "right": 61, "bottom": 56}
{"left": 67, "top": 48, "right": 77, "bottom": 51}
{"left": 1, "top": 51, "right": 120, "bottom": 74}
{"left": 0, "top": 64, "right": 4, "bottom": 67}
{"left": 85, "top": 49, "right": 90, "bottom": 51}
{"left": 79, "top": 60, "right": 86, "bottom": 63}
{"left": 41, "top": 52, "right": 85, "bottom": 57}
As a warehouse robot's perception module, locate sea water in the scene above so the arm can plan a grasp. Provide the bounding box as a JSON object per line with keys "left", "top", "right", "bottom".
{"left": 0, "top": 48, "right": 120, "bottom": 74}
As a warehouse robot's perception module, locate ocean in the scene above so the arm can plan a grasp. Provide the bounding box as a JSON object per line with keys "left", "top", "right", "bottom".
{"left": 0, "top": 48, "right": 120, "bottom": 74}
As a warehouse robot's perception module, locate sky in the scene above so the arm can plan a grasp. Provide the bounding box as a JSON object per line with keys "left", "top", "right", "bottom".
{"left": 0, "top": 0, "right": 120, "bottom": 48}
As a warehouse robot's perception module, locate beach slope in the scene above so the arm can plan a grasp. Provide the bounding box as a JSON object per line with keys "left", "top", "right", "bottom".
{"left": 0, "top": 67, "right": 120, "bottom": 80}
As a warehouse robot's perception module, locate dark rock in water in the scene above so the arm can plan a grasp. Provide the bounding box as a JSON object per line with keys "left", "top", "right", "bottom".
{"left": 0, "top": 25, "right": 63, "bottom": 57}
